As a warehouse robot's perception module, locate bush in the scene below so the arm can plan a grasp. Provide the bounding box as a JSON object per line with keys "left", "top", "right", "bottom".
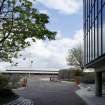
{"left": 0, "top": 74, "right": 9, "bottom": 89}
{"left": 0, "top": 88, "right": 16, "bottom": 97}
{"left": 81, "top": 72, "right": 95, "bottom": 84}
{"left": 0, "top": 74, "right": 18, "bottom": 105}
{"left": 0, "top": 88, "right": 18, "bottom": 105}
{"left": 74, "top": 70, "right": 82, "bottom": 76}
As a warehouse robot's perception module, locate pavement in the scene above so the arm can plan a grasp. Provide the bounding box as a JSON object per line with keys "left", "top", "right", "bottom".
{"left": 76, "top": 84, "right": 105, "bottom": 105}
{"left": 14, "top": 78, "right": 87, "bottom": 105}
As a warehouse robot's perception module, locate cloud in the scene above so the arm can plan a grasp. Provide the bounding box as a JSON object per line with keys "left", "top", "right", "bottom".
{"left": 36, "top": 0, "right": 82, "bottom": 15}
{"left": 3, "top": 29, "right": 83, "bottom": 71}
{"left": 39, "top": 10, "right": 49, "bottom": 14}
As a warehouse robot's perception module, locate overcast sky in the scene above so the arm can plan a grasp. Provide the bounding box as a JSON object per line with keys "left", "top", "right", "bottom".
{"left": 0, "top": 0, "right": 83, "bottom": 71}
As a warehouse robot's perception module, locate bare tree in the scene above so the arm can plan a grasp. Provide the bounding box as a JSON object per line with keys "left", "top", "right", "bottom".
{"left": 66, "top": 45, "right": 84, "bottom": 71}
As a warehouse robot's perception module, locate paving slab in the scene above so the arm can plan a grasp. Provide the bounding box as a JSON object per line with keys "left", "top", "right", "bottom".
{"left": 76, "top": 84, "right": 105, "bottom": 105}
{"left": 4, "top": 97, "right": 33, "bottom": 105}
{"left": 14, "top": 79, "right": 87, "bottom": 105}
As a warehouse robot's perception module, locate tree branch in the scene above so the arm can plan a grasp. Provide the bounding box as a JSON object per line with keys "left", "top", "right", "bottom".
{"left": 0, "top": 0, "right": 6, "bottom": 13}
{"left": 0, "top": 2, "right": 14, "bottom": 44}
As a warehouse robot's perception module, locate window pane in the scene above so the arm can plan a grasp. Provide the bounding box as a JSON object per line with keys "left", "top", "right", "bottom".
{"left": 95, "top": 19, "right": 98, "bottom": 58}
{"left": 98, "top": 0, "right": 102, "bottom": 12}
{"left": 95, "top": 0, "right": 97, "bottom": 18}
{"left": 92, "top": 0, "right": 95, "bottom": 7}
{"left": 86, "top": 35, "right": 87, "bottom": 64}
{"left": 89, "top": 0, "right": 91, "bottom": 12}
{"left": 86, "top": 0, "right": 87, "bottom": 20}
{"left": 84, "top": 36, "right": 86, "bottom": 65}
{"left": 90, "top": 12, "right": 92, "bottom": 27}
{"left": 88, "top": 32, "right": 90, "bottom": 62}
{"left": 102, "top": 0, "right": 105, "bottom": 5}
{"left": 92, "top": 24, "right": 95, "bottom": 60}
{"left": 90, "top": 28, "right": 92, "bottom": 61}
{"left": 92, "top": 6, "right": 95, "bottom": 24}
{"left": 98, "top": 13, "right": 102, "bottom": 56}
{"left": 102, "top": 5, "right": 105, "bottom": 53}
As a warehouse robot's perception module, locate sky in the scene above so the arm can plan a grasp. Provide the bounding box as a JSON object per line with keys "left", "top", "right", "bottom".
{"left": 0, "top": 0, "right": 83, "bottom": 71}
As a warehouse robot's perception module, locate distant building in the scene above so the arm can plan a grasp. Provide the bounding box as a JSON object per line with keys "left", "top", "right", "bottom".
{"left": 2, "top": 69, "right": 58, "bottom": 75}
{"left": 83, "top": 0, "right": 105, "bottom": 96}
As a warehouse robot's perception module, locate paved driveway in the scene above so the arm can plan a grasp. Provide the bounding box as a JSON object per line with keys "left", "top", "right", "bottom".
{"left": 15, "top": 79, "right": 87, "bottom": 105}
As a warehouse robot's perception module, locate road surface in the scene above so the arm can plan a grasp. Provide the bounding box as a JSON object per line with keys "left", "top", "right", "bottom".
{"left": 15, "top": 78, "right": 87, "bottom": 105}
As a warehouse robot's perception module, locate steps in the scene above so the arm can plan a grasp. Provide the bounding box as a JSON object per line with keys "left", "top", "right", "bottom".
{"left": 4, "top": 97, "right": 33, "bottom": 105}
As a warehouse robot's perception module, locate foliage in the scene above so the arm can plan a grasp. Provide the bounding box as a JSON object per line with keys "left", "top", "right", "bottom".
{"left": 0, "top": 74, "right": 18, "bottom": 104}
{"left": 0, "top": 0, "right": 56, "bottom": 61}
{"left": 59, "top": 68, "right": 81, "bottom": 81}
{"left": 81, "top": 72, "right": 95, "bottom": 84}
{"left": 0, "top": 88, "right": 18, "bottom": 104}
{"left": 59, "top": 69, "right": 71, "bottom": 80}
{"left": 0, "top": 88, "right": 16, "bottom": 97}
{"left": 74, "top": 69, "right": 82, "bottom": 76}
{"left": 0, "top": 74, "right": 9, "bottom": 89}
{"left": 66, "top": 45, "right": 84, "bottom": 71}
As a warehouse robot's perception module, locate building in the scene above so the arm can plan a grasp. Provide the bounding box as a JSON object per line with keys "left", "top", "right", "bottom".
{"left": 83, "top": 0, "right": 105, "bottom": 96}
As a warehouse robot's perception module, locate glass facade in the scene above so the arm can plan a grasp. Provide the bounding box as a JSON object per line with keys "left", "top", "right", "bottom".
{"left": 83, "top": 0, "right": 105, "bottom": 66}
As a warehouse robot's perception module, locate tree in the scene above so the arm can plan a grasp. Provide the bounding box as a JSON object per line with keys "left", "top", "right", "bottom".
{"left": 66, "top": 45, "right": 84, "bottom": 71}
{"left": 0, "top": 0, "right": 56, "bottom": 62}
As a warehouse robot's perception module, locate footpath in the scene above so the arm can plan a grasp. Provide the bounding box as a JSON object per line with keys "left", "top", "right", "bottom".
{"left": 76, "top": 84, "right": 105, "bottom": 105}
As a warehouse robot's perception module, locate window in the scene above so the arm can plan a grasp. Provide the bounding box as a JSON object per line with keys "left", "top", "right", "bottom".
{"left": 86, "top": 21, "right": 87, "bottom": 34}
{"left": 83, "top": 0, "right": 86, "bottom": 23}
{"left": 102, "top": 5, "right": 105, "bottom": 53}
{"left": 92, "top": 24, "right": 95, "bottom": 60}
{"left": 95, "top": 0, "right": 98, "bottom": 18}
{"left": 84, "top": 36, "right": 86, "bottom": 65}
{"left": 90, "top": 28, "right": 92, "bottom": 61}
{"left": 89, "top": 0, "right": 91, "bottom": 12}
{"left": 92, "top": 0, "right": 95, "bottom": 7}
{"left": 86, "top": 35, "right": 87, "bottom": 64}
{"left": 95, "top": 19, "right": 98, "bottom": 58}
{"left": 90, "top": 12, "right": 92, "bottom": 28}
{"left": 98, "top": 0, "right": 102, "bottom": 13}
{"left": 98, "top": 13, "right": 102, "bottom": 56}
{"left": 87, "top": 0, "right": 89, "bottom": 17}
{"left": 88, "top": 17, "right": 89, "bottom": 32}
{"left": 92, "top": 6, "right": 94, "bottom": 23}
{"left": 83, "top": 0, "right": 105, "bottom": 65}
{"left": 85, "top": 0, "right": 87, "bottom": 21}
{"left": 88, "top": 32, "right": 90, "bottom": 62}
{"left": 102, "top": 0, "right": 105, "bottom": 6}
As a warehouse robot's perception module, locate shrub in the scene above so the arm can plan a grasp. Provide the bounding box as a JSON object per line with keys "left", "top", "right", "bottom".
{"left": 0, "top": 74, "right": 9, "bottom": 90}
{"left": 81, "top": 72, "right": 95, "bottom": 84}
{"left": 74, "top": 70, "right": 82, "bottom": 76}
{"left": 0, "top": 88, "right": 16, "bottom": 97}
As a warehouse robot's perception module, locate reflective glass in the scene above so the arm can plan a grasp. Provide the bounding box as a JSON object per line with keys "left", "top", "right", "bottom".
{"left": 95, "top": 19, "right": 98, "bottom": 58}
{"left": 98, "top": 0, "right": 102, "bottom": 12}
{"left": 92, "top": 24, "right": 95, "bottom": 60}
{"left": 88, "top": 32, "right": 90, "bottom": 62}
{"left": 95, "top": 0, "right": 97, "bottom": 18}
{"left": 102, "top": 6, "right": 105, "bottom": 53}
{"left": 86, "top": 35, "right": 87, "bottom": 64}
{"left": 92, "top": 6, "right": 94, "bottom": 23}
{"left": 90, "top": 28, "right": 92, "bottom": 61}
{"left": 98, "top": 13, "right": 102, "bottom": 56}
{"left": 102, "top": 0, "right": 105, "bottom": 5}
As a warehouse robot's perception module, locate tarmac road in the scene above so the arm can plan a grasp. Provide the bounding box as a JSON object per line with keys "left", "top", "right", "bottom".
{"left": 15, "top": 78, "right": 87, "bottom": 105}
